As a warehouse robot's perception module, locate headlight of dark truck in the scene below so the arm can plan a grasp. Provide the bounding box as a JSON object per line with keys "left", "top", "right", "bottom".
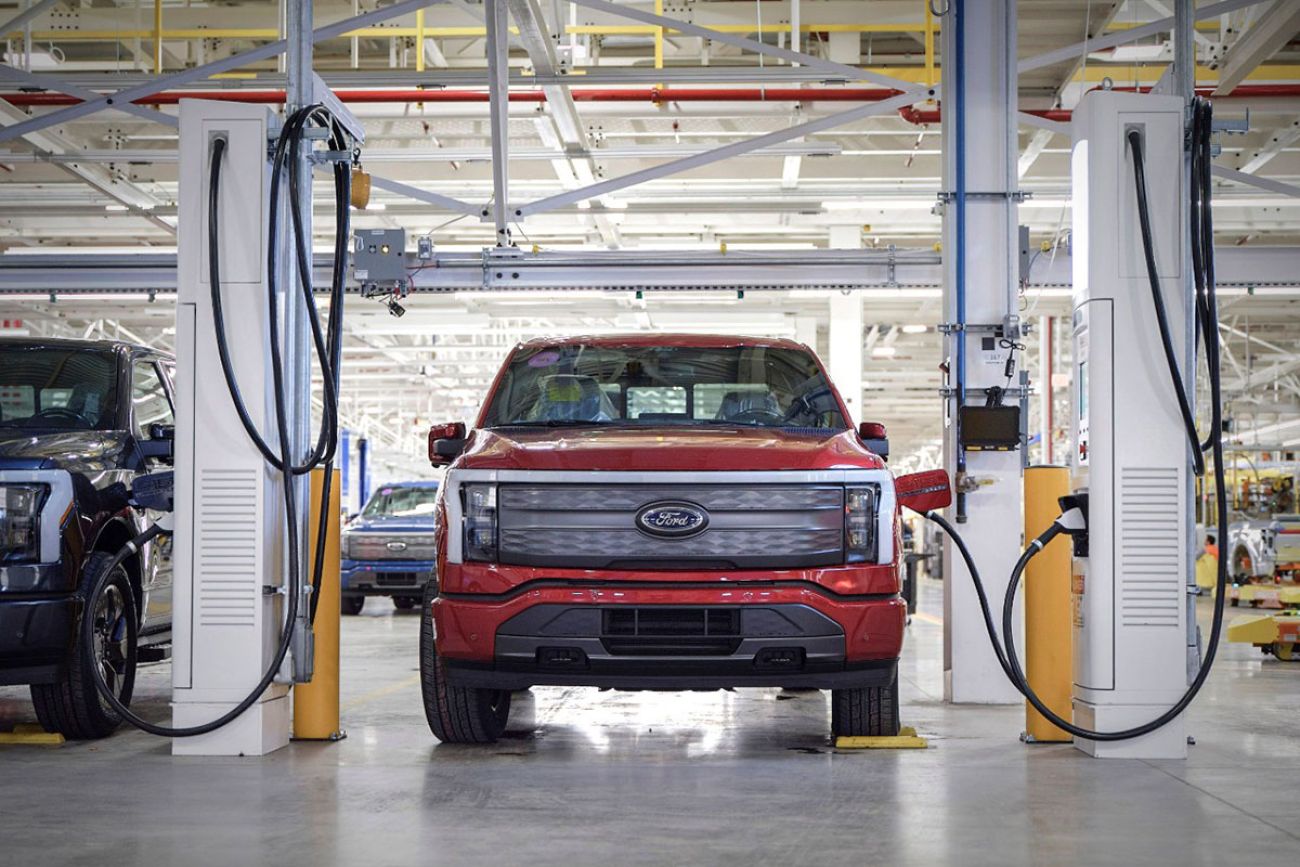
{"left": 844, "top": 485, "right": 879, "bottom": 563}
{"left": 1, "top": 484, "right": 49, "bottom": 564}
{"left": 463, "top": 483, "right": 498, "bottom": 562}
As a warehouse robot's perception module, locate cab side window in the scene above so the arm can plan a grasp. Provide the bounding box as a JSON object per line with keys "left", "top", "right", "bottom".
{"left": 132, "top": 361, "right": 174, "bottom": 437}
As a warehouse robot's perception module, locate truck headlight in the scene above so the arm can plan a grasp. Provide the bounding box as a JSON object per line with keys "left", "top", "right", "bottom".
{"left": 341, "top": 531, "right": 354, "bottom": 560}
{"left": 844, "top": 485, "right": 878, "bottom": 564}
{"left": 1, "top": 484, "right": 48, "bottom": 564}
{"left": 462, "top": 483, "right": 498, "bottom": 562}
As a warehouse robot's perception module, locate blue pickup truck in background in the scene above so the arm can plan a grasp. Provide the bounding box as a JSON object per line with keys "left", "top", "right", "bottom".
{"left": 341, "top": 480, "right": 439, "bottom": 615}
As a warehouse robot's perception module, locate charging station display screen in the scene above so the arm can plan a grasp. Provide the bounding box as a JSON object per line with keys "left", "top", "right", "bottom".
{"left": 960, "top": 406, "right": 1021, "bottom": 450}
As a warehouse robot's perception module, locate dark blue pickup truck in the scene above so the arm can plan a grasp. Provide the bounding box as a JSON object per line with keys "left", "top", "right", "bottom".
{"left": 1, "top": 337, "right": 175, "bottom": 738}
{"left": 341, "top": 481, "right": 439, "bottom": 614}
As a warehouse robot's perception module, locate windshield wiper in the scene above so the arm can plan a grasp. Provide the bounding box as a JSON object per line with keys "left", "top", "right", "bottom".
{"left": 493, "top": 420, "right": 616, "bottom": 428}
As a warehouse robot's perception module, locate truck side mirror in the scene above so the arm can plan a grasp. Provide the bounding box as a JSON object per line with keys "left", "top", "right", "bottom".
{"left": 139, "top": 423, "right": 175, "bottom": 464}
{"left": 859, "top": 421, "right": 889, "bottom": 459}
{"left": 895, "top": 469, "right": 952, "bottom": 515}
{"left": 428, "top": 422, "right": 467, "bottom": 467}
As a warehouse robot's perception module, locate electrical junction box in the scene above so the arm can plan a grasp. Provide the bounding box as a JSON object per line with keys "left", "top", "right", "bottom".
{"left": 353, "top": 228, "right": 407, "bottom": 285}
{"left": 1070, "top": 90, "right": 1190, "bottom": 759}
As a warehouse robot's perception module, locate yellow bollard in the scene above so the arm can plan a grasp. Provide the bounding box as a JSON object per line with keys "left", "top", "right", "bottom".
{"left": 1024, "top": 465, "right": 1073, "bottom": 743}
{"left": 293, "top": 468, "right": 345, "bottom": 741}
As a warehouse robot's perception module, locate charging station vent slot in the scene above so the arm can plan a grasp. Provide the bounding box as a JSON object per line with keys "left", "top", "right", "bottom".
{"left": 194, "top": 467, "right": 260, "bottom": 628}
{"left": 1118, "top": 467, "right": 1182, "bottom": 628}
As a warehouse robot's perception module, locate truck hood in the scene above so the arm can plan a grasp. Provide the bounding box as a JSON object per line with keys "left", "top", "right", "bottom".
{"left": 0, "top": 429, "right": 132, "bottom": 472}
{"left": 455, "top": 426, "right": 885, "bottom": 472}
{"left": 344, "top": 513, "right": 437, "bottom": 534}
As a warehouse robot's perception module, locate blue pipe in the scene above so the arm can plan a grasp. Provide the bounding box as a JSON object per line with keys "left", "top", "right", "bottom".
{"left": 953, "top": 0, "right": 968, "bottom": 521}
{"left": 340, "top": 427, "right": 351, "bottom": 511}
{"left": 358, "top": 436, "right": 371, "bottom": 510}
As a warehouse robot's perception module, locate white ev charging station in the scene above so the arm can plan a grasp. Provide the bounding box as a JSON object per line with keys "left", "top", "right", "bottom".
{"left": 1070, "top": 91, "right": 1193, "bottom": 759}
{"left": 173, "top": 101, "right": 293, "bottom": 756}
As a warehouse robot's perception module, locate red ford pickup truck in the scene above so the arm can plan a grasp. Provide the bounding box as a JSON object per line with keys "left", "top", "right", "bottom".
{"left": 419, "top": 334, "right": 916, "bottom": 743}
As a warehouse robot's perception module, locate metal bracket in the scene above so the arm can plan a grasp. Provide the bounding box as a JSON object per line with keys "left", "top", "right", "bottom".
{"left": 939, "top": 386, "right": 1034, "bottom": 399}
{"left": 938, "top": 322, "right": 1006, "bottom": 335}
{"left": 937, "top": 190, "right": 1031, "bottom": 203}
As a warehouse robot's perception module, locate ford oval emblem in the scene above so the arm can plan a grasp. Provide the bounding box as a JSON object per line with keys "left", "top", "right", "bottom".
{"left": 386, "top": 540, "right": 408, "bottom": 552}
{"left": 635, "top": 501, "right": 709, "bottom": 539}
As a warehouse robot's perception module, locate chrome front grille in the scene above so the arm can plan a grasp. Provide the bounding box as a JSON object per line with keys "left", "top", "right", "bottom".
{"left": 497, "top": 484, "right": 845, "bottom": 570}
{"left": 348, "top": 533, "right": 437, "bottom": 561}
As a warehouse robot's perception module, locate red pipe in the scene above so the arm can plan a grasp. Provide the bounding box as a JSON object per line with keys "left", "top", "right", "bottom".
{"left": 4, "top": 83, "right": 1298, "bottom": 124}
{"left": 0, "top": 86, "right": 905, "bottom": 107}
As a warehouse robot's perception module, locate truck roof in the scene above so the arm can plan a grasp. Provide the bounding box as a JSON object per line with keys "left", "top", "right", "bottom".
{"left": 0, "top": 335, "right": 163, "bottom": 356}
{"left": 513, "top": 333, "right": 812, "bottom": 352}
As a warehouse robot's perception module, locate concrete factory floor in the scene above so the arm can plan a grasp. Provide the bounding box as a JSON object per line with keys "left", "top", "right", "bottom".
{"left": 2, "top": 579, "right": 1298, "bottom": 866}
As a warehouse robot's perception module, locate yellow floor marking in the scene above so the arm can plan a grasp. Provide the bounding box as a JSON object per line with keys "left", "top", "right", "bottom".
{"left": 835, "top": 733, "right": 929, "bottom": 750}
{"left": 340, "top": 673, "right": 420, "bottom": 712}
{"left": 0, "top": 725, "right": 64, "bottom": 746}
{"left": 913, "top": 611, "right": 943, "bottom": 626}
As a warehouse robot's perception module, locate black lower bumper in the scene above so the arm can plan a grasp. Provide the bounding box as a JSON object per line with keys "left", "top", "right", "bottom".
{"left": 444, "top": 658, "right": 897, "bottom": 691}
{"left": 0, "top": 595, "right": 77, "bottom": 686}
{"left": 444, "top": 602, "right": 897, "bottom": 691}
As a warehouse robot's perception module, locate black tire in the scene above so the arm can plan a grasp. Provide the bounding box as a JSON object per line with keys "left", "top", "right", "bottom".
{"left": 341, "top": 595, "right": 365, "bottom": 616}
{"left": 31, "top": 551, "right": 138, "bottom": 740}
{"left": 830, "top": 670, "right": 900, "bottom": 738}
{"left": 393, "top": 596, "right": 418, "bottom": 611}
{"left": 419, "top": 580, "right": 510, "bottom": 743}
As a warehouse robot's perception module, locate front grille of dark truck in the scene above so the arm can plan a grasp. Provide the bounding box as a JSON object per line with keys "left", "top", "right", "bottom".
{"left": 496, "top": 484, "right": 845, "bottom": 570}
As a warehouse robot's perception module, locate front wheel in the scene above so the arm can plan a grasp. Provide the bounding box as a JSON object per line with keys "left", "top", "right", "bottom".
{"left": 31, "top": 552, "right": 138, "bottom": 740}
{"left": 393, "top": 596, "right": 418, "bottom": 611}
{"left": 341, "top": 595, "right": 365, "bottom": 616}
{"left": 419, "top": 581, "right": 510, "bottom": 743}
{"left": 830, "top": 670, "right": 900, "bottom": 738}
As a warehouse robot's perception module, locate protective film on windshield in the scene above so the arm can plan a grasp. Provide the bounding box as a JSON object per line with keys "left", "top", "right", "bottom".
{"left": 480, "top": 344, "right": 847, "bottom": 430}
{"left": 363, "top": 486, "right": 440, "bottom": 517}
{"left": 0, "top": 346, "right": 118, "bottom": 430}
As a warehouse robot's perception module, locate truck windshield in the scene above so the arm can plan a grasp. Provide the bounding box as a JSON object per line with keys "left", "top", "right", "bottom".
{"left": 0, "top": 345, "right": 118, "bottom": 431}
{"left": 481, "top": 344, "right": 847, "bottom": 430}
{"left": 363, "top": 486, "right": 440, "bottom": 517}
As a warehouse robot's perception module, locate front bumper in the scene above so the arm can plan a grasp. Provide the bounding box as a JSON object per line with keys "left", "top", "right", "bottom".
{"left": 341, "top": 559, "right": 433, "bottom": 595}
{"left": 0, "top": 594, "right": 78, "bottom": 685}
{"left": 433, "top": 583, "right": 905, "bottom": 691}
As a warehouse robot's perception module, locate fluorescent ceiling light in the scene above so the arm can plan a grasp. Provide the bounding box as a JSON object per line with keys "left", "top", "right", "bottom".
{"left": 105, "top": 204, "right": 129, "bottom": 212}
{"left": 871, "top": 346, "right": 898, "bottom": 358}
{"left": 365, "top": 203, "right": 387, "bottom": 211}
{"left": 901, "top": 324, "right": 928, "bottom": 334}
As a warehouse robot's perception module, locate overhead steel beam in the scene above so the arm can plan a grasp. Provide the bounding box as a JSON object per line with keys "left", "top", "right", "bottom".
{"left": 0, "top": 99, "right": 172, "bottom": 232}
{"left": 514, "top": 90, "right": 926, "bottom": 217}
{"left": 484, "top": 0, "right": 511, "bottom": 244}
{"left": 1213, "top": 0, "right": 1300, "bottom": 95}
{"left": 0, "top": 0, "right": 450, "bottom": 144}
{"left": 368, "top": 175, "right": 484, "bottom": 218}
{"left": 0, "top": 59, "right": 175, "bottom": 127}
{"left": 1238, "top": 115, "right": 1300, "bottom": 174}
{"left": 1017, "top": 111, "right": 1069, "bottom": 138}
{"left": 0, "top": 0, "right": 62, "bottom": 35}
{"left": 1018, "top": 0, "right": 1264, "bottom": 76}
{"left": 507, "top": 0, "right": 618, "bottom": 245}
{"left": 1213, "top": 164, "right": 1300, "bottom": 198}
{"left": 566, "top": 0, "right": 926, "bottom": 93}
{"left": 0, "top": 141, "right": 839, "bottom": 164}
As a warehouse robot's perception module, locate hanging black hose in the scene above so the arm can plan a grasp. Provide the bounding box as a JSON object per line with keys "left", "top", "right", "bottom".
{"left": 86, "top": 105, "right": 354, "bottom": 737}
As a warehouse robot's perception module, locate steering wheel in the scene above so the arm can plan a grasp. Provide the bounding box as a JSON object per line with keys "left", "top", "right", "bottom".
{"left": 728, "top": 408, "right": 786, "bottom": 424}
{"left": 26, "top": 406, "right": 94, "bottom": 428}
